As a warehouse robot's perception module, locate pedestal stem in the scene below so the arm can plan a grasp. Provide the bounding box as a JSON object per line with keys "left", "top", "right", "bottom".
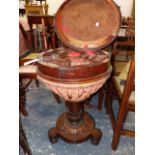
{"left": 66, "top": 102, "right": 84, "bottom": 126}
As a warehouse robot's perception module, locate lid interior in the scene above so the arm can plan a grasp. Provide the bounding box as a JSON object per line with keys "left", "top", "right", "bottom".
{"left": 55, "top": 0, "right": 121, "bottom": 50}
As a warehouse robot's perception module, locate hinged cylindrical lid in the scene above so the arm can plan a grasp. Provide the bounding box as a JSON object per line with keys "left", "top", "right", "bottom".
{"left": 55, "top": 0, "right": 121, "bottom": 50}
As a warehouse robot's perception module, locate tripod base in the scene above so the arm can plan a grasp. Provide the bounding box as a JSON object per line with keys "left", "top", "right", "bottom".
{"left": 48, "top": 112, "right": 102, "bottom": 145}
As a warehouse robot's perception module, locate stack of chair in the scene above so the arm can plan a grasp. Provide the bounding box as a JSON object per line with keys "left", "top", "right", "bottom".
{"left": 112, "top": 19, "right": 135, "bottom": 75}
{"left": 19, "top": 22, "right": 60, "bottom": 116}
{"left": 19, "top": 21, "right": 60, "bottom": 154}
{"left": 105, "top": 56, "right": 135, "bottom": 150}
{"left": 95, "top": 18, "right": 135, "bottom": 150}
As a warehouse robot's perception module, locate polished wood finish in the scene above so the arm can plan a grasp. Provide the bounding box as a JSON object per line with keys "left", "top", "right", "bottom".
{"left": 37, "top": 49, "right": 112, "bottom": 144}
{"left": 48, "top": 102, "right": 102, "bottom": 144}
{"left": 105, "top": 57, "right": 135, "bottom": 150}
{"left": 55, "top": 0, "right": 121, "bottom": 50}
{"left": 37, "top": 56, "right": 111, "bottom": 82}
{"left": 37, "top": 0, "right": 121, "bottom": 145}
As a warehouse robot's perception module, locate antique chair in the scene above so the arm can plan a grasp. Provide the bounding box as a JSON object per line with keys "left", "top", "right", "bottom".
{"left": 112, "top": 19, "right": 135, "bottom": 75}
{"left": 19, "top": 22, "right": 39, "bottom": 116}
{"left": 19, "top": 22, "right": 60, "bottom": 116}
{"left": 95, "top": 19, "right": 135, "bottom": 111}
{"left": 19, "top": 18, "right": 55, "bottom": 154}
{"left": 105, "top": 56, "right": 135, "bottom": 150}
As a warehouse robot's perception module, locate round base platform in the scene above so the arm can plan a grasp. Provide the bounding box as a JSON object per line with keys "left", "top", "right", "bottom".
{"left": 48, "top": 112, "right": 102, "bottom": 145}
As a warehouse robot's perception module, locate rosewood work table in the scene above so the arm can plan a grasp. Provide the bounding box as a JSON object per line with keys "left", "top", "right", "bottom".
{"left": 37, "top": 0, "right": 121, "bottom": 145}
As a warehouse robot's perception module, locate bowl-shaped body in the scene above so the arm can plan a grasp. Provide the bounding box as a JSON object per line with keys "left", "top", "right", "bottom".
{"left": 37, "top": 48, "right": 112, "bottom": 102}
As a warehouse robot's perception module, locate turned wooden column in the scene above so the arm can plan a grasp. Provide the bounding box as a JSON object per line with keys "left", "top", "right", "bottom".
{"left": 66, "top": 102, "right": 83, "bottom": 126}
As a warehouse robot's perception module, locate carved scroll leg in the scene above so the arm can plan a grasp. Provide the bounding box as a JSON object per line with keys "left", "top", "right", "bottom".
{"left": 48, "top": 127, "right": 59, "bottom": 144}
{"left": 90, "top": 128, "right": 102, "bottom": 145}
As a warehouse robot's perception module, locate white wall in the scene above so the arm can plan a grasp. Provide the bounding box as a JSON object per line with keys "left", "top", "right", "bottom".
{"left": 113, "top": 0, "right": 134, "bottom": 17}
{"left": 46, "top": 0, "right": 65, "bottom": 15}
{"left": 47, "top": 0, "right": 133, "bottom": 17}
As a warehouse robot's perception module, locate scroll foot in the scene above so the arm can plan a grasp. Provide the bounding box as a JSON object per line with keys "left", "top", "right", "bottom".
{"left": 48, "top": 127, "right": 59, "bottom": 144}
{"left": 90, "top": 129, "right": 102, "bottom": 145}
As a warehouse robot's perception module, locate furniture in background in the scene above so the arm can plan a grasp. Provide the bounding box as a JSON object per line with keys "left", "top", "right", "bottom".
{"left": 19, "top": 22, "right": 34, "bottom": 151}
{"left": 111, "top": 19, "right": 135, "bottom": 75}
{"left": 19, "top": 113, "right": 32, "bottom": 155}
{"left": 19, "top": 22, "right": 61, "bottom": 116}
{"left": 19, "top": 58, "right": 39, "bottom": 116}
{"left": 94, "top": 19, "right": 135, "bottom": 147}
{"left": 27, "top": 14, "right": 57, "bottom": 51}
{"left": 19, "top": 22, "right": 39, "bottom": 116}
{"left": 24, "top": 1, "right": 49, "bottom": 47}
{"left": 25, "top": 0, "right": 48, "bottom": 15}
{"left": 105, "top": 56, "right": 135, "bottom": 150}
{"left": 25, "top": 4, "right": 45, "bottom": 15}
{"left": 92, "top": 18, "right": 135, "bottom": 111}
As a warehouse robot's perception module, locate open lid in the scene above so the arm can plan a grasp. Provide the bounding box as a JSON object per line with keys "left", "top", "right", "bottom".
{"left": 55, "top": 0, "right": 121, "bottom": 50}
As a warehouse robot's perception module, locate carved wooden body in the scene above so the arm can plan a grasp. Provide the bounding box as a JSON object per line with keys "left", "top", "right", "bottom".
{"left": 37, "top": 48, "right": 112, "bottom": 144}
{"left": 37, "top": 0, "right": 121, "bottom": 145}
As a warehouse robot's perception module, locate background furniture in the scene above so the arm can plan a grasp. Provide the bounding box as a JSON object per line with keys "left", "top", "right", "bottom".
{"left": 112, "top": 18, "right": 135, "bottom": 75}
{"left": 19, "top": 22, "right": 60, "bottom": 116}
{"left": 105, "top": 56, "right": 135, "bottom": 150}
{"left": 25, "top": 4, "right": 45, "bottom": 15}
{"left": 19, "top": 114, "right": 32, "bottom": 155}
{"left": 19, "top": 22, "right": 39, "bottom": 115}
{"left": 25, "top": 0, "right": 48, "bottom": 15}
{"left": 27, "top": 14, "right": 57, "bottom": 51}
{"left": 94, "top": 18, "right": 135, "bottom": 111}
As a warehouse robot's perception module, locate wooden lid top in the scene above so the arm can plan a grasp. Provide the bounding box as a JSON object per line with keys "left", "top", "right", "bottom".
{"left": 55, "top": 0, "right": 121, "bottom": 50}
{"left": 37, "top": 48, "right": 111, "bottom": 82}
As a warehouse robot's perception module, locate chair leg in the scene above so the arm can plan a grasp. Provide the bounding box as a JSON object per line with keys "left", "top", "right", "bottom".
{"left": 105, "top": 81, "right": 116, "bottom": 131}
{"left": 105, "top": 80, "right": 113, "bottom": 114}
{"left": 20, "top": 133, "right": 32, "bottom": 155}
{"left": 20, "top": 115, "right": 32, "bottom": 155}
{"left": 19, "top": 80, "right": 28, "bottom": 116}
{"left": 111, "top": 101, "right": 127, "bottom": 150}
{"left": 19, "top": 78, "right": 34, "bottom": 116}
{"left": 97, "top": 87, "right": 104, "bottom": 111}
{"left": 19, "top": 101, "right": 28, "bottom": 116}
{"left": 35, "top": 79, "right": 39, "bottom": 88}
